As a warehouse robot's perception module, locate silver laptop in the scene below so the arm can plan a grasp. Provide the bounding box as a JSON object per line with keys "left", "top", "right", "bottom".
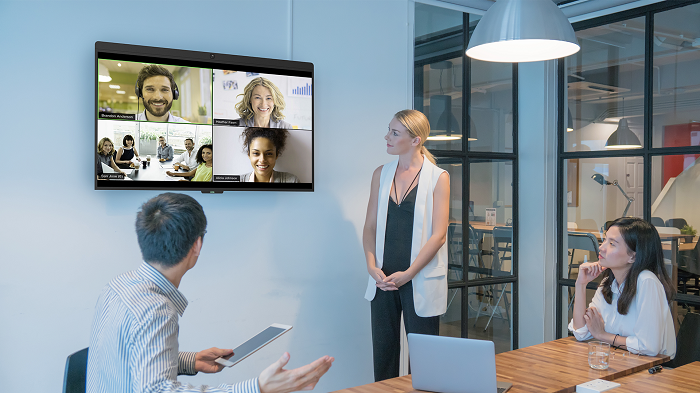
{"left": 408, "top": 333, "right": 513, "bottom": 393}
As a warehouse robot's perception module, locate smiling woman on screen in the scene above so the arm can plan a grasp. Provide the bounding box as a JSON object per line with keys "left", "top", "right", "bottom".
{"left": 234, "top": 77, "right": 292, "bottom": 129}
{"left": 239, "top": 127, "right": 298, "bottom": 183}
{"left": 569, "top": 217, "right": 676, "bottom": 358}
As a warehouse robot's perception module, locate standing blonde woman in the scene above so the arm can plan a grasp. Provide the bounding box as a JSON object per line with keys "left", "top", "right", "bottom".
{"left": 363, "top": 109, "right": 450, "bottom": 381}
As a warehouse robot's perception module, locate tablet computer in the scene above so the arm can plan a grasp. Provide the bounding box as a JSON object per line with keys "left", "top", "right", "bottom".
{"left": 215, "top": 323, "right": 292, "bottom": 367}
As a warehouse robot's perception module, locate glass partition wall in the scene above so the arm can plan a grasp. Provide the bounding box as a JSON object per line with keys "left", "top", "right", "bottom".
{"left": 558, "top": 0, "right": 700, "bottom": 337}
{"left": 416, "top": 4, "right": 518, "bottom": 352}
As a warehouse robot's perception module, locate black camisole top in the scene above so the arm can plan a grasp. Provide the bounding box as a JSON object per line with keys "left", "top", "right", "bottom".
{"left": 382, "top": 185, "right": 418, "bottom": 276}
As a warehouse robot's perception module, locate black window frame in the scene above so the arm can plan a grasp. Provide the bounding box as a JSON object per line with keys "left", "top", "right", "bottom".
{"left": 556, "top": 0, "right": 700, "bottom": 339}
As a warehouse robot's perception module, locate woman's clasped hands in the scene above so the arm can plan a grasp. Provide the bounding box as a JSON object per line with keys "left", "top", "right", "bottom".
{"left": 369, "top": 267, "right": 415, "bottom": 291}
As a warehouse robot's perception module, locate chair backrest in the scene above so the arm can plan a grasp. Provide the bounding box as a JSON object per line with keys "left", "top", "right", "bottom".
{"left": 650, "top": 217, "right": 665, "bottom": 227}
{"left": 665, "top": 218, "right": 688, "bottom": 230}
{"left": 567, "top": 232, "right": 599, "bottom": 261}
{"left": 492, "top": 226, "right": 512, "bottom": 242}
{"left": 63, "top": 347, "right": 89, "bottom": 393}
{"left": 655, "top": 226, "right": 681, "bottom": 235}
{"left": 669, "top": 313, "right": 700, "bottom": 368}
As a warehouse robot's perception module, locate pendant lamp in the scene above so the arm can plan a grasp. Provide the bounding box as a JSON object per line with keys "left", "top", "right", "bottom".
{"left": 466, "top": 0, "right": 580, "bottom": 63}
{"left": 605, "top": 98, "right": 641, "bottom": 149}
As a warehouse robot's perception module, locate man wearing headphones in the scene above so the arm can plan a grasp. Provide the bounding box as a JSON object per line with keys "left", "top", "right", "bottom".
{"left": 135, "top": 65, "right": 189, "bottom": 123}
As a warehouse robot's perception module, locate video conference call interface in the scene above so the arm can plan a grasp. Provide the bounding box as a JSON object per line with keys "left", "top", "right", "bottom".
{"left": 96, "top": 53, "right": 313, "bottom": 189}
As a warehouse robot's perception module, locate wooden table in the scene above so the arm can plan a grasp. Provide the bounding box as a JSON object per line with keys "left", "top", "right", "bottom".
{"left": 612, "top": 361, "right": 700, "bottom": 392}
{"left": 331, "top": 337, "right": 669, "bottom": 393}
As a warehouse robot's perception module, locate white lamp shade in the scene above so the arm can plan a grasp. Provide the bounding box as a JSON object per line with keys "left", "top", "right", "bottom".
{"left": 466, "top": 0, "right": 580, "bottom": 63}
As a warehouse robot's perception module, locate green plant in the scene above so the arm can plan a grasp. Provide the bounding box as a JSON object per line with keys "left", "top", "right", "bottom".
{"left": 681, "top": 225, "right": 697, "bottom": 236}
{"left": 199, "top": 136, "right": 212, "bottom": 145}
{"left": 198, "top": 104, "right": 207, "bottom": 116}
{"left": 139, "top": 130, "right": 158, "bottom": 140}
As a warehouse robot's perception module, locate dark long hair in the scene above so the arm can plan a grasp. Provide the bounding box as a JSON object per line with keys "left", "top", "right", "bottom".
{"left": 600, "top": 217, "right": 675, "bottom": 314}
{"left": 196, "top": 144, "right": 213, "bottom": 164}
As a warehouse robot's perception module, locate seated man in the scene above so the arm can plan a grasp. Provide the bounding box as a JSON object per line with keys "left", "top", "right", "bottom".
{"left": 157, "top": 136, "right": 174, "bottom": 162}
{"left": 135, "top": 64, "right": 188, "bottom": 123}
{"left": 86, "top": 193, "right": 334, "bottom": 393}
{"left": 175, "top": 138, "right": 199, "bottom": 171}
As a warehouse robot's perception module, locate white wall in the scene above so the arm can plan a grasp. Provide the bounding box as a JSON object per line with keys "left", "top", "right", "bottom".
{"left": 0, "top": 1, "right": 411, "bottom": 391}
{"left": 517, "top": 60, "right": 558, "bottom": 348}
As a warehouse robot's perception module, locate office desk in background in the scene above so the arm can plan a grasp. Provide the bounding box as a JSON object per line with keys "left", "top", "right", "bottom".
{"left": 331, "top": 336, "right": 669, "bottom": 393}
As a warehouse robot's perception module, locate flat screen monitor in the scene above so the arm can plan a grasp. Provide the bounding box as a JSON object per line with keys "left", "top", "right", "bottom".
{"left": 95, "top": 41, "right": 313, "bottom": 192}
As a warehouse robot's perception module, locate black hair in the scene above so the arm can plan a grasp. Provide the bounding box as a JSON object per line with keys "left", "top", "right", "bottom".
{"left": 123, "top": 134, "right": 135, "bottom": 146}
{"left": 196, "top": 144, "right": 213, "bottom": 165}
{"left": 600, "top": 217, "right": 675, "bottom": 314}
{"left": 241, "top": 127, "right": 289, "bottom": 157}
{"left": 184, "top": 138, "right": 194, "bottom": 144}
{"left": 135, "top": 193, "right": 207, "bottom": 268}
{"left": 137, "top": 65, "right": 176, "bottom": 94}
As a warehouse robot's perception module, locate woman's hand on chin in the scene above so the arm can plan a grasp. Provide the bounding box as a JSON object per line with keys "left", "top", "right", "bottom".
{"left": 577, "top": 262, "right": 605, "bottom": 286}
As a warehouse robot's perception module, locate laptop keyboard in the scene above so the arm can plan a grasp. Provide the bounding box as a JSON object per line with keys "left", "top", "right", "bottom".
{"left": 497, "top": 388, "right": 507, "bottom": 393}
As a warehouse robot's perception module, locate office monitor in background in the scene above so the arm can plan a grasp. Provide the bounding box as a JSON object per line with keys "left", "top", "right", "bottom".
{"left": 408, "top": 333, "right": 513, "bottom": 393}
{"left": 95, "top": 41, "right": 314, "bottom": 192}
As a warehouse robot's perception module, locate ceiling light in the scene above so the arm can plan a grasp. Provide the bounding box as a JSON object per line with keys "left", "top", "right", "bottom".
{"left": 108, "top": 85, "right": 121, "bottom": 89}
{"left": 605, "top": 98, "right": 641, "bottom": 149}
{"left": 128, "top": 96, "right": 137, "bottom": 100}
{"left": 117, "top": 63, "right": 122, "bottom": 67}
{"left": 466, "top": 0, "right": 580, "bottom": 63}
{"left": 428, "top": 135, "right": 463, "bottom": 141}
{"left": 116, "top": 90, "right": 126, "bottom": 94}
{"left": 98, "top": 63, "right": 112, "bottom": 83}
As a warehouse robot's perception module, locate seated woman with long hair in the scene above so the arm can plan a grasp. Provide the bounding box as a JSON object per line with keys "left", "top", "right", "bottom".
{"left": 569, "top": 217, "right": 676, "bottom": 358}
{"left": 166, "top": 144, "right": 212, "bottom": 182}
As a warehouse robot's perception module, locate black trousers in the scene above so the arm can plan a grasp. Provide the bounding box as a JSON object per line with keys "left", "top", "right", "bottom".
{"left": 370, "top": 280, "right": 440, "bottom": 382}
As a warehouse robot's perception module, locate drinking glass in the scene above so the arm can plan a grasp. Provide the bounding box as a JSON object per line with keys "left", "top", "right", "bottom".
{"left": 588, "top": 341, "right": 610, "bottom": 370}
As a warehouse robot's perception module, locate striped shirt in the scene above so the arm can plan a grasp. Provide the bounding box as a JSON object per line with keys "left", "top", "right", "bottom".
{"left": 87, "top": 262, "right": 259, "bottom": 393}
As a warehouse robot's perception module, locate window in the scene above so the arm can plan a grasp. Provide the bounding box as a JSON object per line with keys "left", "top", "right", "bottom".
{"left": 416, "top": 4, "right": 518, "bottom": 352}
{"left": 558, "top": 0, "right": 700, "bottom": 338}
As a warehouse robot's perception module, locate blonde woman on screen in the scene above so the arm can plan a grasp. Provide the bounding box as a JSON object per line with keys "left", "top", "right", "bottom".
{"left": 363, "top": 109, "right": 450, "bottom": 381}
{"left": 234, "top": 77, "right": 292, "bottom": 129}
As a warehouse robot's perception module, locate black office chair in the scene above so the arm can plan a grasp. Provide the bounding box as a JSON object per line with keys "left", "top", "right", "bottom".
{"left": 567, "top": 232, "right": 600, "bottom": 311}
{"left": 665, "top": 218, "right": 688, "bottom": 231}
{"left": 650, "top": 217, "right": 665, "bottom": 227}
{"left": 63, "top": 347, "right": 88, "bottom": 393}
{"left": 678, "top": 241, "right": 700, "bottom": 297}
{"left": 662, "top": 313, "right": 700, "bottom": 368}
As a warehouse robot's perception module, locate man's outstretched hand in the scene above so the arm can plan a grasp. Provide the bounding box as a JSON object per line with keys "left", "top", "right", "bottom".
{"left": 259, "top": 352, "right": 334, "bottom": 393}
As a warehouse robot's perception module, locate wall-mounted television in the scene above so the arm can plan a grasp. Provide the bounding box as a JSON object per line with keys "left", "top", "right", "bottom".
{"left": 95, "top": 41, "right": 313, "bottom": 192}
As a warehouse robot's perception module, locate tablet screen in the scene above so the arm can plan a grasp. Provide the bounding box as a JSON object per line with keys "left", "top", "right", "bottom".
{"left": 224, "top": 325, "right": 289, "bottom": 366}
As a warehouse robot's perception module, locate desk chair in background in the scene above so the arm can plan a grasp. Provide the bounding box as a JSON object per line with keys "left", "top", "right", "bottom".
{"left": 651, "top": 216, "right": 666, "bottom": 227}
{"left": 567, "top": 232, "right": 599, "bottom": 311}
{"left": 665, "top": 218, "right": 688, "bottom": 231}
{"left": 473, "top": 226, "right": 512, "bottom": 331}
{"left": 63, "top": 347, "right": 88, "bottom": 393}
{"left": 447, "top": 223, "right": 484, "bottom": 314}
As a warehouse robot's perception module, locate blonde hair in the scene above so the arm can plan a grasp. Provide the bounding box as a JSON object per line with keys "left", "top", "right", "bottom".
{"left": 235, "top": 77, "right": 286, "bottom": 121}
{"left": 393, "top": 109, "right": 435, "bottom": 164}
{"left": 97, "top": 137, "right": 114, "bottom": 156}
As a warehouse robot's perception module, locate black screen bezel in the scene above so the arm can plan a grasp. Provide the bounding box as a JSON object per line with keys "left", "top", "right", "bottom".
{"left": 95, "top": 41, "right": 314, "bottom": 192}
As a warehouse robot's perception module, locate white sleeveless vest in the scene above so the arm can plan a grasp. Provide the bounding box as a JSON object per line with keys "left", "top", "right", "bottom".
{"left": 364, "top": 157, "right": 448, "bottom": 317}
